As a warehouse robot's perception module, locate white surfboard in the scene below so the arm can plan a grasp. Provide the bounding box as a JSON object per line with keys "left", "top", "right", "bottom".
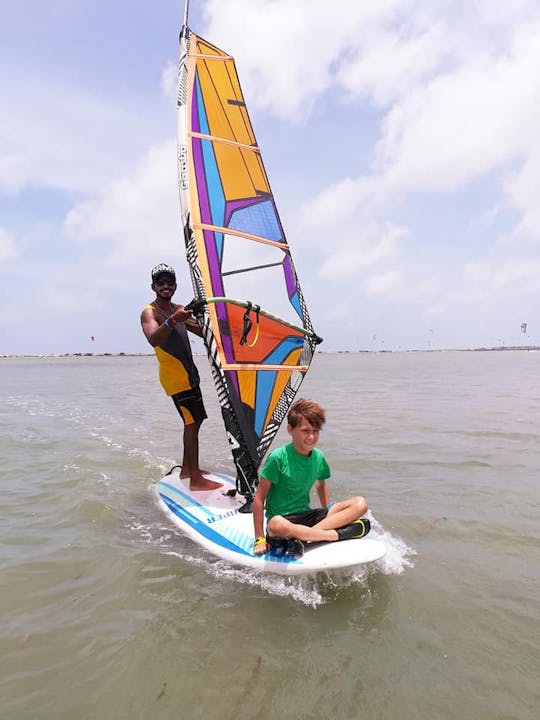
{"left": 155, "top": 469, "right": 386, "bottom": 576}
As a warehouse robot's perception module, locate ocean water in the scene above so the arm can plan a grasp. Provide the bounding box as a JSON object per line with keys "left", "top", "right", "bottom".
{"left": 1, "top": 351, "right": 538, "bottom": 720}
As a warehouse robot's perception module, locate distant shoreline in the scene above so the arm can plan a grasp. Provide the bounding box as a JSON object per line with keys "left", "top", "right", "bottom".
{"left": 0, "top": 353, "right": 155, "bottom": 359}
{"left": 2, "top": 346, "right": 539, "bottom": 359}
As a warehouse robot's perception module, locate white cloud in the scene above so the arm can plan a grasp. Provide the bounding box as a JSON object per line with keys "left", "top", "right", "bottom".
{"left": 377, "top": 27, "right": 540, "bottom": 193}
{"left": 364, "top": 269, "right": 403, "bottom": 296}
{"left": 0, "top": 227, "right": 17, "bottom": 263}
{"left": 295, "top": 173, "right": 407, "bottom": 291}
{"left": 0, "top": 154, "right": 29, "bottom": 195}
{"left": 202, "top": 0, "right": 403, "bottom": 120}
{"left": 462, "top": 258, "right": 540, "bottom": 299}
{"left": 64, "top": 140, "right": 181, "bottom": 271}
{"left": 319, "top": 224, "right": 405, "bottom": 280}
{"left": 0, "top": 70, "right": 165, "bottom": 196}
{"left": 203, "top": 0, "right": 540, "bottom": 199}
{"left": 0, "top": 140, "right": 187, "bottom": 350}
{"left": 160, "top": 62, "right": 177, "bottom": 101}
{"left": 337, "top": 19, "right": 449, "bottom": 108}
{"left": 426, "top": 257, "right": 540, "bottom": 324}
{"left": 504, "top": 144, "right": 540, "bottom": 243}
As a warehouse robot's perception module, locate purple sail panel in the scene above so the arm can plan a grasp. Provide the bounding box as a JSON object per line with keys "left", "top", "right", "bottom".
{"left": 225, "top": 197, "right": 257, "bottom": 225}
{"left": 283, "top": 254, "right": 297, "bottom": 299}
{"left": 202, "top": 228, "right": 224, "bottom": 297}
{"left": 225, "top": 368, "right": 240, "bottom": 397}
{"left": 192, "top": 138, "right": 210, "bottom": 222}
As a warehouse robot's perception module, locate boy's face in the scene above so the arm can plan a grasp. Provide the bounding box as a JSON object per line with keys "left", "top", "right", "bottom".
{"left": 288, "top": 417, "right": 320, "bottom": 456}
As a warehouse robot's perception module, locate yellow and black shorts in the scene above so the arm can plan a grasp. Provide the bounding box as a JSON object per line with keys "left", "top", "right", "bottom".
{"left": 171, "top": 386, "right": 207, "bottom": 426}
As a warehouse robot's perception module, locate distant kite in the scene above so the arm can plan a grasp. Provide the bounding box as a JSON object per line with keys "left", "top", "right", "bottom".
{"left": 90, "top": 336, "right": 95, "bottom": 341}
{"left": 520, "top": 322, "right": 527, "bottom": 334}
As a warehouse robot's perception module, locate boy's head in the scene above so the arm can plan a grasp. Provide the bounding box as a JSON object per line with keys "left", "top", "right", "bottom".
{"left": 287, "top": 398, "right": 326, "bottom": 431}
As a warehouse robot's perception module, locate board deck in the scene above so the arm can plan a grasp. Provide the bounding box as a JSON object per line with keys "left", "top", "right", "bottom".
{"left": 155, "top": 470, "right": 386, "bottom": 576}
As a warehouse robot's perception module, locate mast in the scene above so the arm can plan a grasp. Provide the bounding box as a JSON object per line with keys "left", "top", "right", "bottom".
{"left": 182, "top": 0, "right": 190, "bottom": 31}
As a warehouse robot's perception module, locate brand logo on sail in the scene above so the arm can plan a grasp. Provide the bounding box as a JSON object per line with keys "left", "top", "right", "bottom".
{"left": 179, "top": 145, "right": 188, "bottom": 190}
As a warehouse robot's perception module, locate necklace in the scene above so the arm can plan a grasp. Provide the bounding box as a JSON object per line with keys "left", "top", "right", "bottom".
{"left": 153, "top": 300, "right": 175, "bottom": 317}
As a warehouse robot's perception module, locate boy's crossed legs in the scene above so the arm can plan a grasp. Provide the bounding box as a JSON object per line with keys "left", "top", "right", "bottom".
{"left": 267, "top": 496, "right": 368, "bottom": 544}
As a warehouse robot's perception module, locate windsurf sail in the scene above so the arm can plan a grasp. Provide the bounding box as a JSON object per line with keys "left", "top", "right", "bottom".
{"left": 176, "top": 6, "right": 322, "bottom": 501}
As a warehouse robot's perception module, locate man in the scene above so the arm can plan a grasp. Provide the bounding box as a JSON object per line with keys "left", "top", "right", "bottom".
{"left": 140, "top": 263, "right": 221, "bottom": 491}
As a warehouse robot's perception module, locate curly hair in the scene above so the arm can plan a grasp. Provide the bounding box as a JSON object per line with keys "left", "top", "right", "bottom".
{"left": 287, "top": 398, "right": 326, "bottom": 430}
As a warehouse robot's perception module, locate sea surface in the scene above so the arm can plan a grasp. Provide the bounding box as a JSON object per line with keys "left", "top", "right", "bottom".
{"left": 1, "top": 351, "right": 538, "bottom": 720}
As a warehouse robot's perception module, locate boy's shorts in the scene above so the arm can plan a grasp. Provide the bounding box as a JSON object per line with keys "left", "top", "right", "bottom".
{"left": 282, "top": 508, "right": 328, "bottom": 527}
{"left": 171, "top": 386, "right": 207, "bottom": 426}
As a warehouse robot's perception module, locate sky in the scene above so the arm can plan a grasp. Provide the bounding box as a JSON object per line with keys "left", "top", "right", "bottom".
{"left": 1, "top": 0, "right": 540, "bottom": 355}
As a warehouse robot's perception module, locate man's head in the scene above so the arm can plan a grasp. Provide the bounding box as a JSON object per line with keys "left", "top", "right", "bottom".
{"left": 152, "top": 263, "right": 176, "bottom": 295}
{"left": 151, "top": 263, "right": 176, "bottom": 286}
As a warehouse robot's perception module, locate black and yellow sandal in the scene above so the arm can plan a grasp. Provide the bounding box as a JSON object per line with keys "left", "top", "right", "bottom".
{"left": 266, "top": 536, "right": 288, "bottom": 556}
{"left": 336, "top": 518, "right": 371, "bottom": 541}
{"left": 285, "top": 539, "right": 305, "bottom": 558}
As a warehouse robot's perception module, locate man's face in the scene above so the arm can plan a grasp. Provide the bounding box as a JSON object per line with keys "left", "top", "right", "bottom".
{"left": 153, "top": 274, "right": 177, "bottom": 297}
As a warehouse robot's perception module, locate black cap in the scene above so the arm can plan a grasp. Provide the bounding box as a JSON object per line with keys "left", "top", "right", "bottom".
{"left": 151, "top": 263, "right": 176, "bottom": 281}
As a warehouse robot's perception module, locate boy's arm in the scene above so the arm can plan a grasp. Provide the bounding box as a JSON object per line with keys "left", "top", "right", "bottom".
{"left": 315, "top": 479, "right": 330, "bottom": 508}
{"left": 252, "top": 477, "right": 271, "bottom": 555}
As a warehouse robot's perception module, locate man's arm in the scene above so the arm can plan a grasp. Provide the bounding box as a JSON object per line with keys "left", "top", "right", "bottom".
{"left": 252, "top": 477, "right": 272, "bottom": 555}
{"left": 140, "top": 306, "right": 194, "bottom": 347}
{"left": 315, "top": 479, "right": 330, "bottom": 508}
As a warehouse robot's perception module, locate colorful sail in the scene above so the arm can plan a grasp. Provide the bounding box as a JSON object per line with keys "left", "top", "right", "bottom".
{"left": 177, "top": 12, "right": 321, "bottom": 498}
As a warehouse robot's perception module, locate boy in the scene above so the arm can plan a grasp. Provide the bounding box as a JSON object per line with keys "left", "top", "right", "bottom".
{"left": 252, "top": 398, "right": 370, "bottom": 557}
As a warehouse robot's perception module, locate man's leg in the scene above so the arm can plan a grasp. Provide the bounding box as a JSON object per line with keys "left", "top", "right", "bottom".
{"left": 173, "top": 389, "right": 222, "bottom": 491}
{"left": 181, "top": 421, "right": 222, "bottom": 491}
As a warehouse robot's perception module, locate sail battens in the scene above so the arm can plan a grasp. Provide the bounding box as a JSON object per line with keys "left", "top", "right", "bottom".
{"left": 194, "top": 223, "right": 289, "bottom": 250}
{"left": 190, "top": 52, "right": 234, "bottom": 61}
{"left": 222, "top": 261, "right": 283, "bottom": 277}
{"left": 190, "top": 131, "right": 260, "bottom": 153}
{"left": 222, "top": 364, "right": 309, "bottom": 372}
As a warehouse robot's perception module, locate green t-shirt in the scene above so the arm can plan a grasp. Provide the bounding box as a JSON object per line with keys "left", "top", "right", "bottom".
{"left": 261, "top": 443, "right": 331, "bottom": 520}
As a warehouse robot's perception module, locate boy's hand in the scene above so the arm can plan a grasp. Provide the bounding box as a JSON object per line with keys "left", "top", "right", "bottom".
{"left": 253, "top": 537, "right": 268, "bottom": 555}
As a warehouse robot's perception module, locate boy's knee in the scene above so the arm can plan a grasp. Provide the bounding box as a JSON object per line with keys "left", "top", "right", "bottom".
{"left": 353, "top": 496, "right": 368, "bottom": 515}
{"left": 267, "top": 515, "right": 286, "bottom": 536}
